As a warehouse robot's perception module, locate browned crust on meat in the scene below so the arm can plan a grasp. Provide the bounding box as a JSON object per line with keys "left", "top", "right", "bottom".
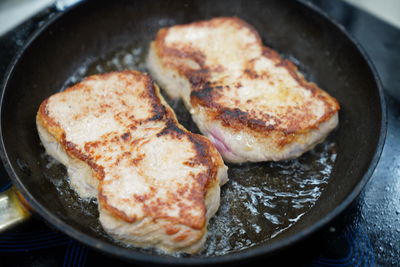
{"left": 37, "top": 100, "right": 106, "bottom": 181}
{"left": 37, "top": 71, "right": 171, "bottom": 179}
{"left": 154, "top": 17, "right": 260, "bottom": 90}
{"left": 37, "top": 70, "right": 224, "bottom": 230}
{"left": 153, "top": 17, "right": 340, "bottom": 144}
{"left": 165, "top": 227, "right": 180, "bottom": 235}
{"left": 97, "top": 120, "right": 222, "bottom": 229}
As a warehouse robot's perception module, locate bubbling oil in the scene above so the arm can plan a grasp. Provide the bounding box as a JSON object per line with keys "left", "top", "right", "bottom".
{"left": 43, "top": 43, "right": 338, "bottom": 256}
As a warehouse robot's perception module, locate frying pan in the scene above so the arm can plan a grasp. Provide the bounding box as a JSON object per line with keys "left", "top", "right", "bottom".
{"left": 0, "top": 0, "right": 386, "bottom": 265}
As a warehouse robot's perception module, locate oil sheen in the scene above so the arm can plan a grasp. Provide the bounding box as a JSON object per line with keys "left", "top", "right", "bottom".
{"left": 42, "top": 43, "right": 338, "bottom": 256}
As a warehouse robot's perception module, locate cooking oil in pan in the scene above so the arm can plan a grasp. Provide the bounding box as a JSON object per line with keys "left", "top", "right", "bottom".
{"left": 42, "top": 43, "right": 338, "bottom": 256}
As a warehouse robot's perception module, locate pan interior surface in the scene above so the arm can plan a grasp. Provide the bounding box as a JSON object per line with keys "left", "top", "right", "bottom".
{"left": 40, "top": 43, "right": 338, "bottom": 257}
{"left": 0, "top": 0, "right": 384, "bottom": 264}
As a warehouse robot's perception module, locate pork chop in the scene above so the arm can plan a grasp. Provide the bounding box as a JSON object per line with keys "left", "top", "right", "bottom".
{"left": 36, "top": 71, "right": 228, "bottom": 253}
{"left": 147, "top": 17, "right": 340, "bottom": 163}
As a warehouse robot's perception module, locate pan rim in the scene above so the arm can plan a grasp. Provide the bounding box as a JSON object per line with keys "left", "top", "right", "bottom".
{"left": 0, "top": 0, "right": 387, "bottom": 265}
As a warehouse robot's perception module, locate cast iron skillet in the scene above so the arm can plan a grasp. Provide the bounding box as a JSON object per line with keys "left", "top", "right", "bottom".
{"left": 0, "top": 0, "right": 386, "bottom": 265}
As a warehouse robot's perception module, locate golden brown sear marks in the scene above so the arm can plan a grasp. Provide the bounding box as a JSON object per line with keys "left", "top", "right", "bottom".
{"left": 147, "top": 17, "right": 340, "bottom": 162}
{"left": 36, "top": 71, "right": 227, "bottom": 253}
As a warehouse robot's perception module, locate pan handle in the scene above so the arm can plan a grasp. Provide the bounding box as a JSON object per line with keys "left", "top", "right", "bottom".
{"left": 0, "top": 186, "right": 31, "bottom": 232}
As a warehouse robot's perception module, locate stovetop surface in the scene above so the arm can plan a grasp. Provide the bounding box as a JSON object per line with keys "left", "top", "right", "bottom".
{"left": 0, "top": 0, "right": 399, "bottom": 266}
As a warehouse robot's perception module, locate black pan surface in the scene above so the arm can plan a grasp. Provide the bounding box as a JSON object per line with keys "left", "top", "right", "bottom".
{"left": 0, "top": 0, "right": 386, "bottom": 265}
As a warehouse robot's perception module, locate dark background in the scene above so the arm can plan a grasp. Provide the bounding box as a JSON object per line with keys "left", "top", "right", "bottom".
{"left": 0, "top": 0, "right": 399, "bottom": 266}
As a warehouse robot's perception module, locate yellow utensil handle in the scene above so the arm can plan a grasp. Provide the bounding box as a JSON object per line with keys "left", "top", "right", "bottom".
{"left": 0, "top": 186, "right": 31, "bottom": 232}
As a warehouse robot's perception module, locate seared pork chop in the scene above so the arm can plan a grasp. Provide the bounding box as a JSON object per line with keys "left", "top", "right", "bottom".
{"left": 147, "top": 17, "right": 340, "bottom": 163}
{"left": 36, "top": 71, "right": 228, "bottom": 253}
